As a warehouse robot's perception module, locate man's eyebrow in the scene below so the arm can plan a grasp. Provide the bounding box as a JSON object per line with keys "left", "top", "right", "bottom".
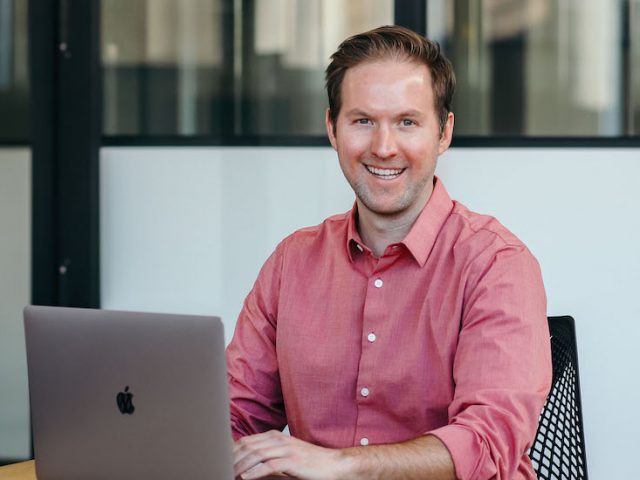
{"left": 397, "top": 109, "right": 424, "bottom": 118}
{"left": 343, "top": 109, "right": 370, "bottom": 117}
{"left": 343, "top": 108, "right": 425, "bottom": 118}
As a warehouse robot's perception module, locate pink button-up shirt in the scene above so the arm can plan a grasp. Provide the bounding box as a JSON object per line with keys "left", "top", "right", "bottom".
{"left": 227, "top": 179, "right": 551, "bottom": 480}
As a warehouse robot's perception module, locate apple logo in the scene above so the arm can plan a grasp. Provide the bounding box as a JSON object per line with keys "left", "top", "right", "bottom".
{"left": 116, "top": 386, "right": 135, "bottom": 415}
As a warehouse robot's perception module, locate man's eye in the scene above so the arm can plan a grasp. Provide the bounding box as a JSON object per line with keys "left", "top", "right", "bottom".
{"left": 356, "top": 118, "right": 371, "bottom": 125}
{"left": 402, "top": 119, "right": 415, "bottom": 126}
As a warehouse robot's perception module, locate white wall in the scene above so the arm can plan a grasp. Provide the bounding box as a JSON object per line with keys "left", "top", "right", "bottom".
{"left": 100, "top": 147, "right": 355, "bottom": 342}
{"left": 101, "top": 146, "right": 640, "bottom": 478}
{"left": 0, "top": 148, "right": 31, "bottom": 460}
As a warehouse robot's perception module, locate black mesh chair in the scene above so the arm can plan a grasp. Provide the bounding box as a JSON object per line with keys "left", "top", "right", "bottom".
{"left": 529, "top": 316, "right": 588, "bottom": 479}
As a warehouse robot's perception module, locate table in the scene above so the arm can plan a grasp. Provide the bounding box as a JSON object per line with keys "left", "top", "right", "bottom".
{"left": 0, "top": 461, "right": 36, "bottom": 480}
{"left": 0, "top": 460, "right": 290, "bottom": 479}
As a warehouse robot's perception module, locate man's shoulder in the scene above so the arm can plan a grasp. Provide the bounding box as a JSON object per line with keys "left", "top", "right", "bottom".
{"left": 448, "top": 200, "right": 524, "bottom": 249}
{"left": 443, "top": 201, "right": 541, "bottom": 288}
{"left": 280, "top": 210, "right": 351, "bottom": 251}
{"left": 292, "top": 211, "right": 350, "bottom": 235}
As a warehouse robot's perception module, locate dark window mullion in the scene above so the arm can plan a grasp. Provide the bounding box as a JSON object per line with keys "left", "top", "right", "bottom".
{"left": 30, "top": 0, "right": 101, "bottom": 309}
{"left": 394, "top": 0, "right": 426, "bottom": 36}
{"left": 55, "top": 0, "right": 101, "bottom": 308}
{"left": 30, "top": 0, "right": 59, "bottom": 307}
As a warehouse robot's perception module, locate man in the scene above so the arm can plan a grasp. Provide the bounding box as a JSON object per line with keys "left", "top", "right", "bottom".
{"left": 228, "top": 26, "right": 551, "bottom": 480}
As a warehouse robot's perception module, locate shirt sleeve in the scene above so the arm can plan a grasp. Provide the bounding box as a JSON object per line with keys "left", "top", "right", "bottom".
{"left": 428, "top": 246, "right": 552, "bottom": 480}
{"left": 226, "top": 242, "right": 288, "bottom": 441}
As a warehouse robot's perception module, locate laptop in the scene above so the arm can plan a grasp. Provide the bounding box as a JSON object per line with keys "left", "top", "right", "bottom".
{"left": 24, "top": 305, "right": 236, "bottom": 480}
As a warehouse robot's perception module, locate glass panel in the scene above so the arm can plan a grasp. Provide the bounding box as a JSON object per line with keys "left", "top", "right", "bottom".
{"left": 101, "top": 0, "right": 393, "bottom": 137}
{"left": 102, "top": 0, "right": 230, "bottom": 136}
{"left": 428, "top": 0, "right": 626, "bottom": 136}
{"left": 243, "top": 0, "right": 393, "bottom": 135}
{"left": 631, "top": 0, "right": 640, "bottom": 134}
{"left": 0, "top": 148, "right": 32, "bottom": 461}
{"left": 0, "top": 0, "right": 28, "bottom": 142}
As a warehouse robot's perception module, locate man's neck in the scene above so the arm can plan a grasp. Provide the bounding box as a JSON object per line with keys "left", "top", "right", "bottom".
{"left": 356, "top": 192, "right": 431, "bottom": 258}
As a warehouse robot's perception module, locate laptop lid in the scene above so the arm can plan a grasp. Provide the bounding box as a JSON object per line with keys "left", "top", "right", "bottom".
{"left": 24, "top": 306, "right": 235, "bottom": 480}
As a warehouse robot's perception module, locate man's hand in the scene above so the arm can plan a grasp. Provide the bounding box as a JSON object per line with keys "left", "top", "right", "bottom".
{"left": 233, "top": 431, "right": 456, "bottom": 480}
{"left": 233, "top": 430, "right": 352, "bottom": 480}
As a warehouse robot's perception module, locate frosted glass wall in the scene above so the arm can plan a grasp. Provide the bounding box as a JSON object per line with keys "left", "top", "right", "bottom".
{"left": 0, "top": 148, "right": 31, "bottom": 461}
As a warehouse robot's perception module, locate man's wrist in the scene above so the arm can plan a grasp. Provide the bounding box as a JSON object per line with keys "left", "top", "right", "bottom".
{"left": 332, "top": 435, "right": 456, "bottom": 480}
{"left": 334, "top": 447, "right": 364, "bottom": 480}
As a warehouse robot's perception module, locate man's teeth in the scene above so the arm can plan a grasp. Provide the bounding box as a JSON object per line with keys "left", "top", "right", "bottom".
{"left": 366, "top": 165, "right": 404, "bottom": 177}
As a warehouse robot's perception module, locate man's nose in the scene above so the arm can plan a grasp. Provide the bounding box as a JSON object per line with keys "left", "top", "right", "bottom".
{"left": 371, "top": 125, "right": 398, "bottom": 159}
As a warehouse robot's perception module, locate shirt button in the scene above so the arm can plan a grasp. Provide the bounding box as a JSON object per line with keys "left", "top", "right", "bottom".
{"left": 374, "top": 278, "right": 383, "bottom": 288}
{"left": 367, "top": 333, "right": 377, "bottom": 342}
{"left": 360, "top": 387, "right": 370, "bottom": 397}
{"left": 360, "top": 437, "right": 369, "bottom": 446}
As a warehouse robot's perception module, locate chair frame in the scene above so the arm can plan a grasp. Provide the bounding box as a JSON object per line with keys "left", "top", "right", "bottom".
{"left": 529, "top": 315, "right": 589, "bottom": 480}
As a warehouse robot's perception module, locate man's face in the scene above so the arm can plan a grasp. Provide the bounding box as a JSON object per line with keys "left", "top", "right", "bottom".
{"left": 326, "top": 59, "right": 454, "bottom": 221}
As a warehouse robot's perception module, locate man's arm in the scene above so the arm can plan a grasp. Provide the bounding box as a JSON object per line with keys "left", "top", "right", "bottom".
{"left": 426, "top": 246, "right": 551, "bottom": 479}
{"left": 227, "top": 243, "right": 288, "bottom": 438}
{"left": 234, "top": 430, "right": 456, "bottom": 480}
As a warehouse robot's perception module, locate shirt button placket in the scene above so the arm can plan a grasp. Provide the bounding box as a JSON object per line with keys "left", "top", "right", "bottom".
{"left": 358, "top": 276, "right": 384, "bottom": 450}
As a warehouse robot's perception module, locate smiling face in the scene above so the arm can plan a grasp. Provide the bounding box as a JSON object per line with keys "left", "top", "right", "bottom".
{"left": 326, "top": 59, "right": 454, "bottom": 223}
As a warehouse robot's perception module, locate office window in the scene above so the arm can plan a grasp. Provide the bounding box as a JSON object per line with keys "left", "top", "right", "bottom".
{"left": 0, "top": 0, "right": 28, "bottom": 143}
{"left": 632, "top": 0, "right": 640, "bottom": 134}
{"left": 428, "top": 0, "right": 638, "bottom": 137}
{"left": 102, "top": 0, "right": 393, "bottom": 137}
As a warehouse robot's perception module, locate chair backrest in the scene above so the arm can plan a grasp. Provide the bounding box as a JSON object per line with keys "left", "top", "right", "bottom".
{"left": 529, "top": 316, "right": 588, "bottom": 480}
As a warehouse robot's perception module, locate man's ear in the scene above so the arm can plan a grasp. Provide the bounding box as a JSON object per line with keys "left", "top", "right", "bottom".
{"left": 325, "top": 108, "right": 338, "bottom": 150}
{"left": 438, "top": 112, "right": 454, "bottom": 155}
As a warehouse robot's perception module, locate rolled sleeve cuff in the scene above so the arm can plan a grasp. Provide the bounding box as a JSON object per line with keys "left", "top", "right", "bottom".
{"left": 428, "top": 424, "right": 496, "bottom": 480}
{"left": 231, "top": 429, "right": 243, "bottom": 442}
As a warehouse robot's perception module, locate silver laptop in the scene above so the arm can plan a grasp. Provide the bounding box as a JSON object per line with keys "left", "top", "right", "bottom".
{"left": 24, "top": 306, "right": 235, "bottom": 480}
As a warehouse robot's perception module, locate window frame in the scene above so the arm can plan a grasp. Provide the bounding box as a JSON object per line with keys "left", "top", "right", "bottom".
{"left": 101, "top": 0, "right": 640, "bottom": 148}
{"left": 17, "top": 0, "right": 640, "bottom": 149}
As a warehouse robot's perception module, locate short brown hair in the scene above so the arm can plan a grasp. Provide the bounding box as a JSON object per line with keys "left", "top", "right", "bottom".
{"left": 325, "top": 25, "right": 456, "bottom": 133}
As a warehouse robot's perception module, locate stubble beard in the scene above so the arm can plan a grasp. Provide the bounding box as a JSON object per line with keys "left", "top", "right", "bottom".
{"left": 348, "top": 172, "right": 433, "bottom": 219}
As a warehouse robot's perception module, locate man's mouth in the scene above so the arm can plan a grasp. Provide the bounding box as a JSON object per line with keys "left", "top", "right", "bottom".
{"left": 365, "top": 165, "right": 405, "bottom": 180}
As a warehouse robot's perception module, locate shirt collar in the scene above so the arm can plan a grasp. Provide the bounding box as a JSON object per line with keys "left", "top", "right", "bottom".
{"left": 402, "top": 177, "right": 454, "bottom": 267}
{"left": 346, "top": 203, "right": 366, "bottom": 262}
{"left": 345, "top": 177, "right": 454, "bottom": 266}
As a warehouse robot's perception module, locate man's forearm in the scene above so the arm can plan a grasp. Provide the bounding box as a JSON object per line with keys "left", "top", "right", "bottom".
{"left": 339, "top": 434, "right": 457, "bottom": 480}
{"left": 234, "top": 431, "right": 457, "bottom": 480}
